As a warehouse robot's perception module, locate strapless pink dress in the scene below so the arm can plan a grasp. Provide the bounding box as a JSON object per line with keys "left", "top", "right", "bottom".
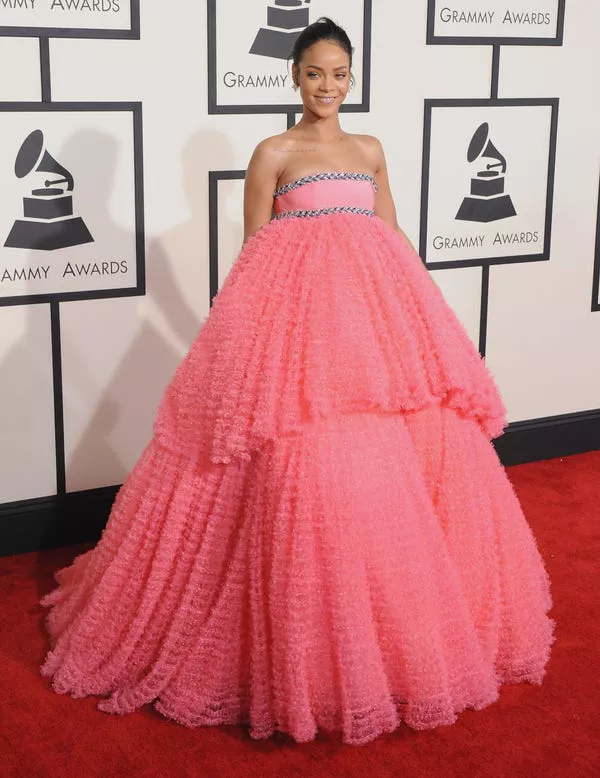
{"left": 40, "top": 172, "right": 555, "bottom": 746}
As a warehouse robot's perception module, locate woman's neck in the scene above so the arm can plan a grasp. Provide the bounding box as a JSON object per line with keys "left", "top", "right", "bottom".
{"left": 292, "top": 114, "right": 345, "bottom": 143}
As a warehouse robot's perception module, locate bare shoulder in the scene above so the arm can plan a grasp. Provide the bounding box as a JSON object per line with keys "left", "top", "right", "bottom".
{"left": 349, "top": 133, "right": 386, "bottom": 171}
{"left": 351, "top": 133, "right": 383, "bottom": 150}
{"left": 248, "top": 134, "right": 283, "bottom": 166}
{"left": 246, "top": 135, "right": 283, "bottom": 192}
{"left": 250, "top": 130, "right": 301, "bottom": 156}
{"left": 247, "top": 130, "right": 304, "bottom": 178}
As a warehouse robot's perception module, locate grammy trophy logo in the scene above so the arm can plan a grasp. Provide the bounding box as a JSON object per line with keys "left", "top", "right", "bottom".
{"left": 456, "top": 122, "right": 517, "bottom": 223}
{"left": 4, "top": 129, "right": 94, "bottom": 251}
{"left": 250, "top": 0, "right": 311, "bottom": 60}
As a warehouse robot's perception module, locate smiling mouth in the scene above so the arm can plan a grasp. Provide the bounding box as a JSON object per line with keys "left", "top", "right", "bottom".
{"left": 316, "top": 96, "right": 336, "bottom": 103}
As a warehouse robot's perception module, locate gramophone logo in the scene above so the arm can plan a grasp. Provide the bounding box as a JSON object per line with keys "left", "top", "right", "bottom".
{"left": 209, "top": 0, "right": 369, "bottom": 112}
{"left": 455, "top": 122, "right": 517, "bottom": 223}
{"left": 250, "top": 0, "right": 311, "bottom": 60}
{"left": 4, "top": 129, "right": 94, "bottom": 251}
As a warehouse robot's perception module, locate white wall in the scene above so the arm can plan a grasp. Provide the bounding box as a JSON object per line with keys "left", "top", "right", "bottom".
{"left": 0, "top": 1, "right": 598, "bottom": 505}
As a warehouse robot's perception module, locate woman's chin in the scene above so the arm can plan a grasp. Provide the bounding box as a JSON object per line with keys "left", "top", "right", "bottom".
{"left": 308, "top": 99, "right": 340, "bottom": 115}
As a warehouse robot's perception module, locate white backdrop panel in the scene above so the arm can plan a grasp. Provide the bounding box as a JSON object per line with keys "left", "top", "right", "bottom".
{"left": 0, "top": 304, "right": 56, "bottom": 503}
{"left": 484, "top": 1, "right": 600, "bottom": 419}
{"left": 0, "top": 37, "right": 40, "bottom": 101}
{"left": 217, "top": 178, "right": 244, "bottom": 283}
{"left": 61, "top": 296, "right": 160, "bottom": 492}
{"left": 430, "top": 266, "right": 483, "bottom": 346}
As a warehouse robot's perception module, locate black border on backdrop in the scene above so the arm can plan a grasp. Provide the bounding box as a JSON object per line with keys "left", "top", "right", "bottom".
{"left": 0, "top": 101, "right": 145, "bottom": 307}
{"left": 208, "top": 169, "right": 245, "bottom": 301}
{"left": 0, "top": 0, "right": 140, "bottom": 39}
{"left": 426, "top": 0, "right": 566, "bottom": 46}
{"left": 592, "top": 170, "right": 600, "bottom": 312}
{"left": 419, "top": 97, "right": 559, "bottom": 270}
{"left": 207, "top": 0, "right": 372, "bottom": 114}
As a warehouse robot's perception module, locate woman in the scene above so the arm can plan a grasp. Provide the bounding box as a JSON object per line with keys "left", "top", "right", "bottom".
{"left": 40, "top": 17, "right": 555, "bottom": 746}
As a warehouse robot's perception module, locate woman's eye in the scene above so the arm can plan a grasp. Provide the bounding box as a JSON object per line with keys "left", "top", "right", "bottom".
{"left": 336, "top": 73, "right": 347, "bottom": 78}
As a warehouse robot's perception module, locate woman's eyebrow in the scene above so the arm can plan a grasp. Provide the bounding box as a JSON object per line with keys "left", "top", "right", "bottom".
{"left": 304, "top": 64, "right": 348, "bottom": 70}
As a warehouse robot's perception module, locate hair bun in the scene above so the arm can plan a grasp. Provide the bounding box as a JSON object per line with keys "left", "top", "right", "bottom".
{"left": 289, "top": 16, "right": 354, "bottom": 67}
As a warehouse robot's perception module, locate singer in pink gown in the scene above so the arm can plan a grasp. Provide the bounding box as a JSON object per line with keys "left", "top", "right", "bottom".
{"left": 39, "top": 17, "right": 555, "bottom": 747}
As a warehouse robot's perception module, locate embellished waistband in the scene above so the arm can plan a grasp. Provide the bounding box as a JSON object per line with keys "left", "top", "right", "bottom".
{"left": 274, "top": 206, "right": 375, "bottom": 220}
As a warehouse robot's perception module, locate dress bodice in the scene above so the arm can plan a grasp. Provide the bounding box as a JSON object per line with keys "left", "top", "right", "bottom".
{"left": 272, "top": 172, "right": 378, "bottom": 219}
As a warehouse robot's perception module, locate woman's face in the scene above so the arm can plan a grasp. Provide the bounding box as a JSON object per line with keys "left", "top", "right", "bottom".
{"left": 293, "top": 40, "right": 351, "bottom": 116}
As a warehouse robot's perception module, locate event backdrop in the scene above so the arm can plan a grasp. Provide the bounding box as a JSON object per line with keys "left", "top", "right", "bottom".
{"left": 0, "top": 1, "right": 599, "bottom": 552}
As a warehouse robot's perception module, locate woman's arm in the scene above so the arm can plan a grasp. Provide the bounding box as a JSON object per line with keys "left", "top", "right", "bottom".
{"left": 243, "top": 139, "right": 282, "bottom": 244}
{"left": 369, "top": 137, "right": 419, "bottom": 254}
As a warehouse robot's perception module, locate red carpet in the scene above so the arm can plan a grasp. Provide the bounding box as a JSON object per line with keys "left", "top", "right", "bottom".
{"left": 1, "top": 451, "right": 598, "bottom": 777}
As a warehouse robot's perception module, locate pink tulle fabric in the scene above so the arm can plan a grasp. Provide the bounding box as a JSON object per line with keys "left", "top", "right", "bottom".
{"left": 40, "top": 176, "right": 555, "bottom": 746}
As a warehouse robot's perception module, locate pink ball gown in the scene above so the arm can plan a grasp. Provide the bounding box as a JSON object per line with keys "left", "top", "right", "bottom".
{"left": 40, "top": 171, "right": 555, "bottom": 746}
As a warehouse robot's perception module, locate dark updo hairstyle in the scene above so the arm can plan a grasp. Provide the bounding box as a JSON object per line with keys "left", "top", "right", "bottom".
{"left": 290, "top": 16, "right": 355, "bottom": 87}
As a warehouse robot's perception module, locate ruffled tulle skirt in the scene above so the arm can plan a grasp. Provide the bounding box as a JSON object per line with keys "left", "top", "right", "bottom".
{"left": 40, "top": 214, "right": 555, "bottom": 745}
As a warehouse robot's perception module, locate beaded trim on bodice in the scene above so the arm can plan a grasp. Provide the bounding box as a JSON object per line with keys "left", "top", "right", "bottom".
{"left": 275, "top": 206, "right": 375, "bottom": 219}
{"left": 273, "top": 171, "right": 378, "bottom": 198}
